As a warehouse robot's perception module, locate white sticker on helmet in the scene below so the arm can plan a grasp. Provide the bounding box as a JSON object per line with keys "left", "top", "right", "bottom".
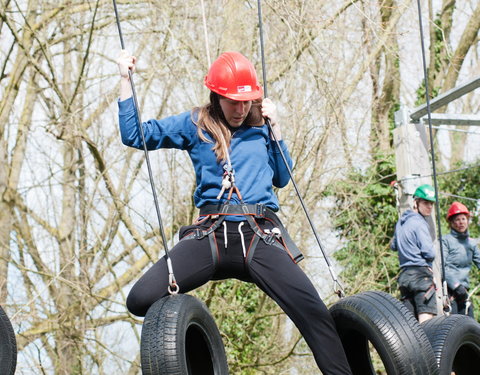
{"left": 237, "top": 85, "right": 252, "bottom": 92}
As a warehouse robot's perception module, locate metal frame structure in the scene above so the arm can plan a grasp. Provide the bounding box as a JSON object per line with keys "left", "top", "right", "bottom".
{"left": 396, "top": 75, "right": 480, "bottom": 127}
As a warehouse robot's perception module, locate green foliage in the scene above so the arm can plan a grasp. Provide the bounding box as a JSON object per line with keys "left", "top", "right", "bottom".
{"left": 415, "top": 81, "right": 440, "bottom": 107}
{"left": 432, "top": 17, "right": 446, "bottom": 73}
{"left": 414, "top": 13, "right": 447, "bottom": 107}
{"left": 325, "top": 153, "right": 399, "bottom": 295}
{"left": 414, "top": 12, "right": 453, "bottom": 107}
{"left": 329, "top": 158, "right": 480, "bottom": 319}
{"left": 194, "top": 279, "right": 286, "bottom": 374}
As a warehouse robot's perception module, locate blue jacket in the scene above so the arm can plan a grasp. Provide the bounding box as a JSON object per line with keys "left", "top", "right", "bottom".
{"left": 118, "top": 98, "right": 292, "bottom": 213}
{"left": 391, "top": 210, "right": 436, "bottom": 268}
{"left": 442, "top": 229, "right": 480, "bottom": 290}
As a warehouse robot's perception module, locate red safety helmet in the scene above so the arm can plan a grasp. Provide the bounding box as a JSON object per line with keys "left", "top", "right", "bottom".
{"left": 446, "top": 201, "right": 470, "bottom": 221}
{"left": 204, "top": 52, "right": 263, "bottom": 101}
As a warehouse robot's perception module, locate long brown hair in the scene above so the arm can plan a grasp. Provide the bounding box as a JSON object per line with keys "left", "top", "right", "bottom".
{"left": 193, "top": 92, "right": 264, "bottom": 161}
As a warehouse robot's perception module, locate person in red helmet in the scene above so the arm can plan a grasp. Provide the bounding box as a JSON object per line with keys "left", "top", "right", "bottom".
{"left": 116, "top": 51, "right": 352, "bottom": 374}
{"left": 443, "top": 202, "right": 480, "bottom": 317}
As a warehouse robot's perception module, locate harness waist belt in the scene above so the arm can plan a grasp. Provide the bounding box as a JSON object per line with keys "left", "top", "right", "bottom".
{"left": 200, "top": 203, "right": 268, "bottom": 217}
{"left": 199, "top": 204, "right": 304, "bottom": 263}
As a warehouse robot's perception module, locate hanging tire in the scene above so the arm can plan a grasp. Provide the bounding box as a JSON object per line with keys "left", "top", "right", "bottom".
{"left": 140, "top": 294, "right": 229, "bottom": 375}
{"left": 0, "top": 305, "right": 17, "bottom": 375}
{"left": 330, "top": 290, "right": 438, "bottom": 375}
{"left": 421, "top": 314, "right": 480, "bottom": 375}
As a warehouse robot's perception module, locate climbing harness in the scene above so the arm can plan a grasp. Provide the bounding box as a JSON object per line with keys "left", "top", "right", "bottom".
{"left": 415, "top": 0, "right": 449, "bottom": 312}
{"left": 180, "top": 203, "right": 304, "bottom": 265}
{"left": 256, "top": 0, "right": 344, "bottom": 297}
{"left": 181, "top": 91, "right": 306, "bottom": 263}
{"left": 112, "top": 0, "right": 178, "bottom": 294}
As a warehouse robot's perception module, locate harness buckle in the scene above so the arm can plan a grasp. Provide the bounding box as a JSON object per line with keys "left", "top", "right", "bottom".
{"left": 265, "top": 234, "right": 275, "bottom": 245}
{"left": 263, "top": 228, "right": 277, "bottom": 245}
{"left": 255, "top": 203, "right": 266, "bottom": 218}
{"left": 194, "top": 228, "right": 203, "bottom": 239}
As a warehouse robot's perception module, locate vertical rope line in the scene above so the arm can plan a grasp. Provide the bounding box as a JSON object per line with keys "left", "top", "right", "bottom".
{"left": 256, "top": 0, "right": 344, "bottom": 297}
{"left": 415, "top": 0, "right": 447, "bottom": 302}
{"left": 200, "top": 0, "right": 211, "bottom": 67}
{"left": 112, "top": 0, "right": 178, "bottom": 292}
{"left": 256, "top": 0, "right": 268, "bottom": 98}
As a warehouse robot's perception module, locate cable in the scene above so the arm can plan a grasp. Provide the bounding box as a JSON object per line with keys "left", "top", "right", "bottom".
{"left": 112, "top": 0, "right": 178, "bottom": 294}
{"left": 429, "top": 125, "right": 480, "bottom": 135}
{"left": 400, "top": 164, "right": 480, "bottom": 182}
{"left": 256, "top": 0, "right": 344, "bottom": 298}
{"left": 416, "top": 0, "right": 447, "bottom": 309}
{"left": 440, "top": 193, "right": 479, "bottom": 202}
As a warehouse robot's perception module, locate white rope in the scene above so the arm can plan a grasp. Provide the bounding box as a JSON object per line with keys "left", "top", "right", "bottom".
{"left": 226, "top": 150, "right": 232, "bottom": 171}
{"left": 200, "top": 0, "right": 211, "bottom": 67}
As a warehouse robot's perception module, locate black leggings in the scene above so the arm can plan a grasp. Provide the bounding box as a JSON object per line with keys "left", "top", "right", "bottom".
{"left": 127, "top": 218, "right": 352, "bottom": 375}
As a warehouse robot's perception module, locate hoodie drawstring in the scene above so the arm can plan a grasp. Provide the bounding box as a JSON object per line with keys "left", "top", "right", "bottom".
{"left": 238, "top": 222, "right": 246, "bottom": 258}
{"left": 223, "top": 221, "right": 228, "bottom": 248}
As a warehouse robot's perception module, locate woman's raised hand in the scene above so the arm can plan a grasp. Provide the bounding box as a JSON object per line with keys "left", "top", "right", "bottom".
{"left": 261, "top": 98, "right": 282, "bottom": 140}
{"left": 261, "top": 98, "right": 278, "bottom": 126}
{"left": 117, "top": 50, "right": 136, "bottom": 100}
{"left": 117, "top": 50, "right": 137, "bottom": 79}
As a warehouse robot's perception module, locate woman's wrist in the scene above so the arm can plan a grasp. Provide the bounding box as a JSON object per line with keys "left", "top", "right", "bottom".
{"left": 270, "top": 124, "right": 282, "bottom": 140}
{"left": 119, "top": 77, "right": 133, "bottom": 100}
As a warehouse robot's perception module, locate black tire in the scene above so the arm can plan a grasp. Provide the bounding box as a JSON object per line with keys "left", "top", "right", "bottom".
{"left": 421, "top": 314, "right": 480, "bottom": 375}
{"left": 330, "top": 291, "right": 438, "bottom": 375}
{"left": 0, "top": 305, "right": 17, "bottom": 375}
{"left": 140, "top": 294, "right": 229, "bottom": 375}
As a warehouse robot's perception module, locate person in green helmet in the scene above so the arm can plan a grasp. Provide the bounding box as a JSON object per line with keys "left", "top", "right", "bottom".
{"left": 391, "top": 184, "right": 437, "bottom": 323}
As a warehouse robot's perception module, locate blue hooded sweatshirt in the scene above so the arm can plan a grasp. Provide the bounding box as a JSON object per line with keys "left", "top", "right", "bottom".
{"left": 391, "top": 210, "right": 436, "bottom": 268}
{"left": 118, "top": 98, "right": 292, "bottom": 215}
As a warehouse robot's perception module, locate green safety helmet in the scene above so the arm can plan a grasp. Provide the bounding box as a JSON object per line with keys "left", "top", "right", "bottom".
{"left": 413, "top": 184, "right": 436, "bottom": 202}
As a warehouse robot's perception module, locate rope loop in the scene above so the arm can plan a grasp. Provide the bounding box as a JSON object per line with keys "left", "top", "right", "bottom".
{"left": 333, "top": 279, "right": 345, "bottom": 299}
{"left": 168, "top": 280, "right": 180, "bottom": 295}
{"left": 166, "top": 258, "right": 179, "bottom": 295}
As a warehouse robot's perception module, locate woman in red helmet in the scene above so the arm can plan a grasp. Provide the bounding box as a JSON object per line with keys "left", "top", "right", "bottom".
{"left": 443, "top": 201, "right": 480, "bottom": 316}
{"left": 116, "top": 51, "right": 352, "bottom": 374}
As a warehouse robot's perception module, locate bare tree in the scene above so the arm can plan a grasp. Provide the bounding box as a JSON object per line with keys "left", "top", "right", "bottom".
{"left": 1, "top": 1, "right": 479, "bottom": 374}
{"left": 427, "top": 0, "right": 480, "bottom": 166}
